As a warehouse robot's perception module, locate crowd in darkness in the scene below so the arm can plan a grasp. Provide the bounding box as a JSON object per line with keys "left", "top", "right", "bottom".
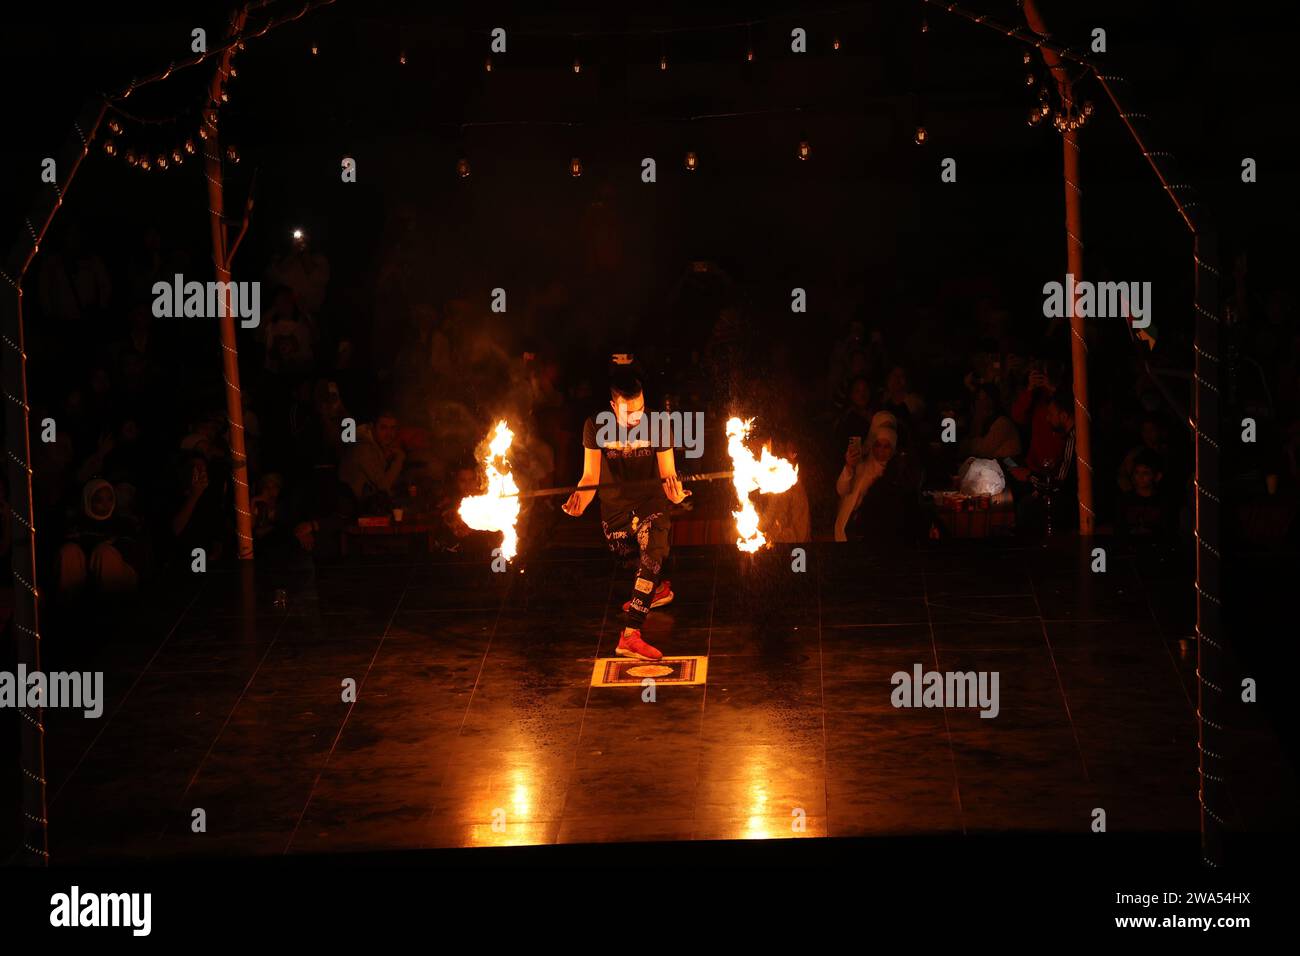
{"left": 1, "top": 205, "right": 1297, "bottom": 628}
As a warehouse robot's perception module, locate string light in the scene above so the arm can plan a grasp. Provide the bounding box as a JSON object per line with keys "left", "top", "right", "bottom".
{"left": 1022, "top": 51, "right": 1031, "bottom": 66}
{"left": 660, "top": 54, "right": 668, "bottom": 71}
{"left": 184, "top": 138, "right": 195, "bottom": 154}
{"left": 311, "top": 43, "right": 319, "bottom": 55}
{"left": 172, "top": 147, "right": 184, "bottom": 164}
{"left": 457, "top": 157, "right": 471, "bottom": 178}
{"left": 103, "top": 140, "right": 116, "bottom": 156}
{"left": 399, "top": 51, "right": 407, "bottom": 65}
{"left": 685, "top": 150, "right": 698, "bottom": 171}
{"left": 569, "top": 156, "right": 582, "bottom": 176}
{"left": 914, "top": 126, "right": 928, "bottom": 145}
{"left": 572, "top": 57, "right": 581, "bottom": 74}
{"left": 796, "top": 140, "right": 811, "bottom": 161}
{"left": 226, "top": 145, "right": 240, "bottom": 163}
{"left": 832, "top": 36, "right": 841, "bottom": 50}
{"left": 485, "top": 56, "right": 493, "bottom": 72}
{"left": 746, "top": 47, "right": 754, "bottom": 62}
{"left": 155, "top": 154, "right": 168, "bottom": 170}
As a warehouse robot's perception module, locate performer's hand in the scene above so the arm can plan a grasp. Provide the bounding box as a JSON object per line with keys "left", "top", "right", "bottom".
{"left": 664, "top": 474, "right": 691, "bottom": 504}
{"left": 562, "top": 491, "right": 586, "bottom": 516}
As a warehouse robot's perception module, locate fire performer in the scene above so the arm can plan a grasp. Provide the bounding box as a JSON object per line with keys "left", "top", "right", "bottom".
{"left": 562, "top": 368, "right": 689, "bottom": 661}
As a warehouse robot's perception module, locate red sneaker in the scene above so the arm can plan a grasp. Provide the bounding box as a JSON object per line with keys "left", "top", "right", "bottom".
{"left": 616, "top": 628, "right": 663, "bottom": 661}
{"left": 622, "top": 579, "right": 674, "bottom": 614}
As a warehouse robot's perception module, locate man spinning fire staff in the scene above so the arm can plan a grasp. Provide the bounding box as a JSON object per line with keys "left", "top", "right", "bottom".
{"left": 562, "top": 367, "right": 689, "bottom": 661}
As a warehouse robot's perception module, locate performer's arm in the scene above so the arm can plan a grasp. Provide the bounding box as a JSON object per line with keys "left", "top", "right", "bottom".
{"left": 562, "top": 448, "right": 602, "bottom": 516}
{"left": 658, "top": 449, "right": 690, "bottom": 504}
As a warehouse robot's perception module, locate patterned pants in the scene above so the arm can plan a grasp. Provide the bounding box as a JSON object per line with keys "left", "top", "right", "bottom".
{"left": 601, "top": 508, "right": 671, "bottom": 630}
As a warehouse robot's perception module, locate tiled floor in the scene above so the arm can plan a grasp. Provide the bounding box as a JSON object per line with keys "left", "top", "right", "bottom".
{"left": 39, "top": 539, "right": 1297, "bottom": 860}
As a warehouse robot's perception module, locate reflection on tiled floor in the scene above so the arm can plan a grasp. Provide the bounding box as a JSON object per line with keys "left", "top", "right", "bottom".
{"left": 41, "top": 541, "right": 1297, "bottom": 860}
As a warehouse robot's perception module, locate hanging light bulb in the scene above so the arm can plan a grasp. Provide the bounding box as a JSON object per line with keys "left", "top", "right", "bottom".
{"left": 920, "top": 19, "right": 929, "bottom": 33}
{"left": 914, "top": 126, "right": 928, "bottom": 145}
{"left": 198, "top": 126, "right": 209, "bottom": 140}
{"left": 456, "top": 157, "right": 471, "bottom": 178}
{"left": 660, "top": 55, "right": 667, "bottom": 71}
{"left": 139, "top": 157, "right": 151, "bottom": 171}
{"left": 184, "top": 138, "right": 196, "bottom": 154}
{"left": 125, "top": 149, "right": 137, "bottom": 166}
{"left": 746, "top": 47, "right": 754, "bottom": 62}
{"left": 796, "top": 140, "right": 811, "bottom": 161}
{"left": 156, "top": 154, "right": 168, "bottom": 170}
{"left": 172, "top": 148, "right": 184, "bottom": 164}
{"left": 1082, "top": 100, "right": 1095, "bottom": 117}
{"left": 229, "top": 65, "right": 238, "bottom": 77}
{"left": 311, "top": 43, "right": 319, "bottom": 55}
{"left": 1028, "top": 109, "right": 1041, "bottom": 126}
{"left": 572, "top": 57, "right": 581, "bottom": 74}
{"left": 570, "top": 156, "right": 583, "bottom": 177}
{"left": 107, "top": 119, "right": 122, "bottom": 134}
{"left": 485, "top": 56, "right": 493, "bottom": 72}
{"left": 1038, "top": 86, "right": 1050, "bottom": 102}
{"left": 103, "top": 140, "right": 117, "bottom": 157}
{"left": 399, "top": 51, "right": 407, "bottom": 65}
{"left": 1040, "top": 102, "right": 1051, "bottom": 117}
{"left": 685, "top": 151, "right": 698, "bottom": 171}
{"left": 220, "top": 89, "right": 229, "bottom": 103}
{"left": 237, "top": 40, "right": 245, "bottom": 51}
{"left": 226, "top": 145, "right": 240, "bottom": 163}
{"left": 1022, "top": 51, "right": 1032, "bottom": 66}
{"left": 832, "top": 36, "right": 841, "bottom": 51}
{"left": 1024, "top": 73, "right": 1035, "bottom": 87}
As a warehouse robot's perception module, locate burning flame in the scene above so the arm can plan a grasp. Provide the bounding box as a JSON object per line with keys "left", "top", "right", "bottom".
{"left": 458, "top": 420, "right": 520, "bottom": 560}
{"left": 726, "top": 417, "right": 799, "bottom": 552}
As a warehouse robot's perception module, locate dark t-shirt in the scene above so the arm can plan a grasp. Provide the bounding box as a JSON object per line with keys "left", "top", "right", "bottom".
{"left": 582, "top": 414, "right": 672, "bottom": 519}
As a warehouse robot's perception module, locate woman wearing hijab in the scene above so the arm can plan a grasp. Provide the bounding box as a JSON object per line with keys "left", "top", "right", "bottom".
{"left": 833, "top": 411, "right": 920, "bottom": 543}
{"left": 58, "top": 478, "right": 140, "bottom": 595}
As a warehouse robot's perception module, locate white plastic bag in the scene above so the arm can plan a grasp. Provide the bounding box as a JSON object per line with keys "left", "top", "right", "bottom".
{"left": 958, "top": 457, "right": 1006, "bottom": 496}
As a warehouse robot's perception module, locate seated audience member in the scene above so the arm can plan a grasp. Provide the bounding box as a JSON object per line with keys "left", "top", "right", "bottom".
{"left": 962, "top": 382, "right": 1022, "bottom": 460}
{"left": 833, "top": 375, "right": 874, "bottom": 458}
{"left": 252, "top": 472, "right": 286, "bottom": 540}
{"left": 58, "top": 479, "right": 141, "bottom": 596}
{"left": 834, "top": 411, "right": 919, "bottom": 542}
{"left": 435, "top": 458, "right": 481, "bottom": 549}
{"left": 758, "top": 437, "right": 811, "bottom": 543}
{"left": 339, "top": 409, "right": 406, "bottom": 511}
{"left": 1009, "top": 390, "right": 1077, "bottom": 534}
{"left": 169, "top": 452, "right": 228, "bottom": 564}
{"left": 1118, "top": 449, "right": 1176, "bottom": 537}
{"left": 1010, "top": 359, "right": 1066, "bottom": 474}
{"left": 877, "top": 365, "right": 925, "bottom": 450}
{"left": 1117, "top": 414, "right": 1169, "bottom": 493}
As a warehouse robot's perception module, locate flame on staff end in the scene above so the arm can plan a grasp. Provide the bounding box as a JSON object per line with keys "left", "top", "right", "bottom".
{"left": 458, "top": 420, "right": 521, "bottom": 560}
{"left": 726, "top": 417, "right": 799, "bottom": 553}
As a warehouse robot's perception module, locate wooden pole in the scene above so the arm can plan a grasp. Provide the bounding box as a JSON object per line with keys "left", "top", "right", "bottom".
{"left": 1022, "top": 0, "right": 1095, "bottom": 535}
{"left": 2, "top": 96, "right": 107, "bottom": 865}
{"left": 204, "top": 6, "right": 255, "bottom": 559}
